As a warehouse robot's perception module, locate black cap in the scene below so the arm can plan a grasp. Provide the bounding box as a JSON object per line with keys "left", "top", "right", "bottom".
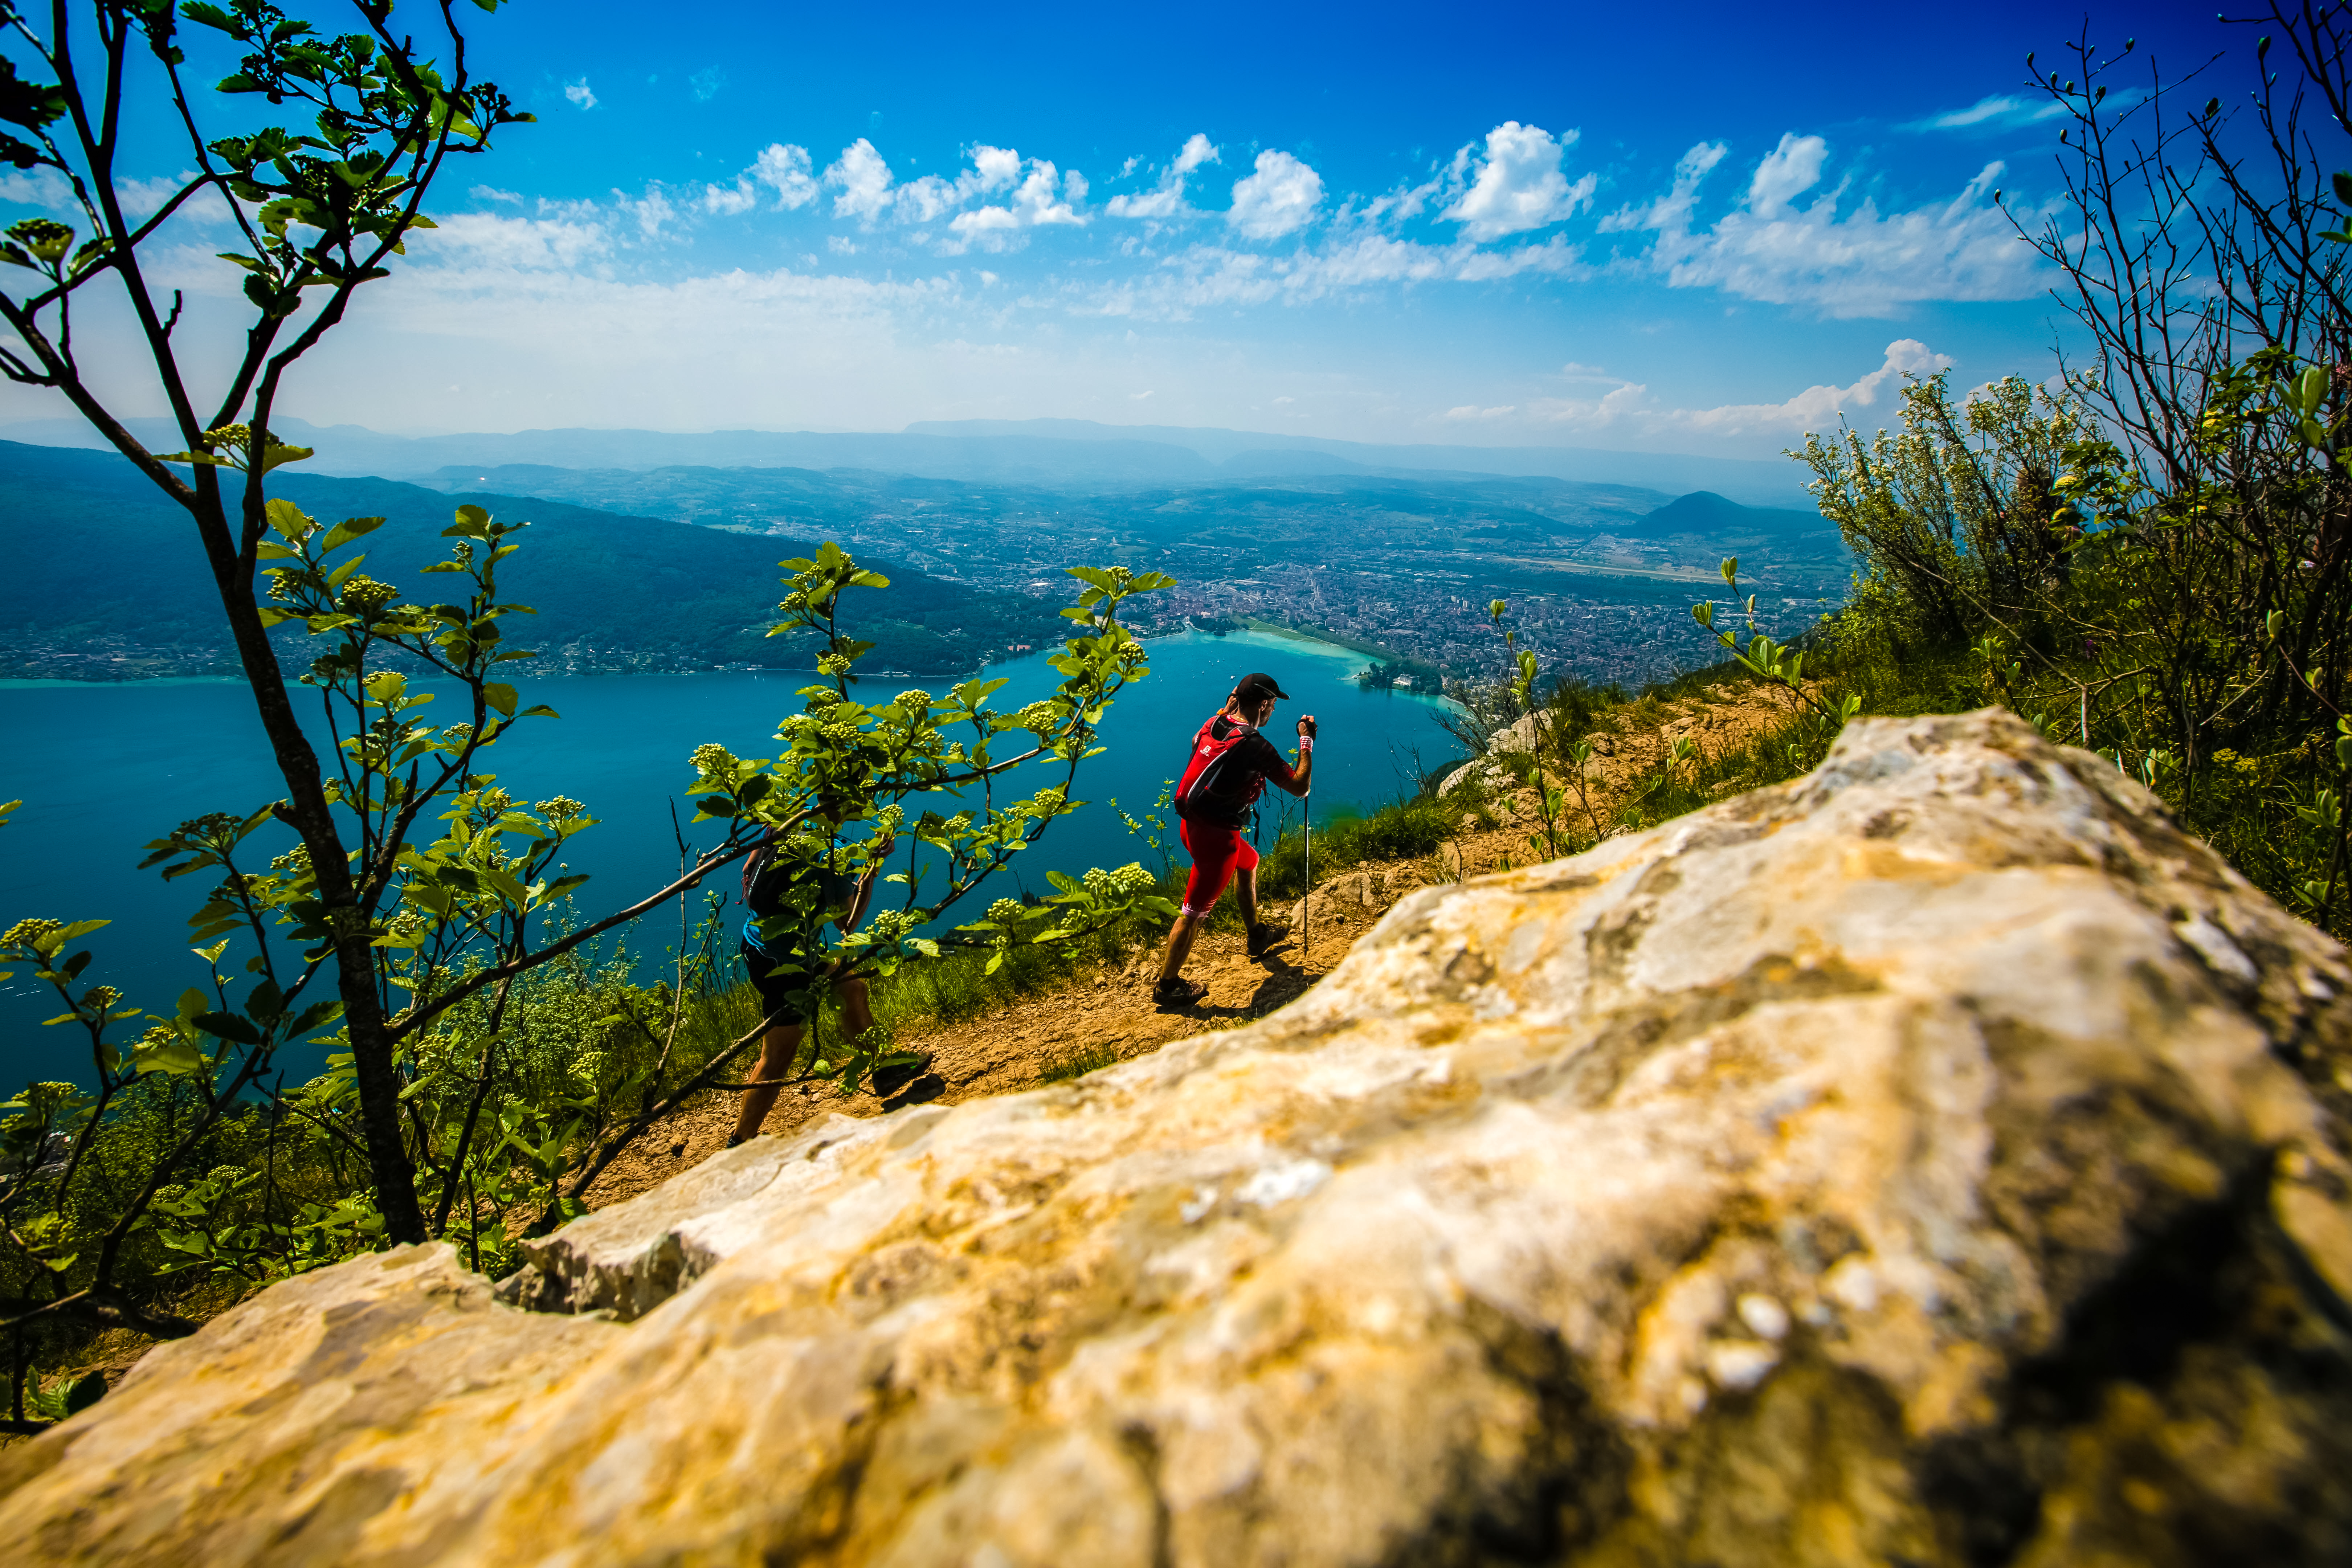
{"left": 1233, "top": 671, "right": 1290, "bottom": 702}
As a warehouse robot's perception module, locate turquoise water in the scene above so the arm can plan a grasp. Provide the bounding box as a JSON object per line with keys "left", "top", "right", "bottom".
{"left": 0, "top": 628, "right": 1458, "bottom": 1087}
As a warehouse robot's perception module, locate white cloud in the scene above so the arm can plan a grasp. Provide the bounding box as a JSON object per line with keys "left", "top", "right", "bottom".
{"left": 563, "top": 78, "right": 597, "bottom": 111}
{"left": 615, "top": 188, "right": 678, "bottom": 238}
{"left": 1903, "top": 94, "right": 2071, "bottom": 132}
{"left": 1073, "top": 229, "right": 1588, "bottom": 318}
{"left": 1745, "top": 132, "right": 1826, "bottom": 218}
{"left": 947, "top": 159, "right": 1086, "bottom": 249}
{"left": 690, "top": 68, "right": 725, "bottom": 103}
{"left": 752, "top": 144, "right": 818, "bottom": 209}
{"left": 1603, "top": 135, "right": 2045, "bottom": 316}
{"left": 1107, "top": 133, "right": 1219, "bottom": 220}
{"left": 1444, "top": 404, "right": 1518, "bottom": 420}
{"left": 413, "top": 210, "right": 613, "bottom": 271}
{"left": 1598, "top": 141, "right": 1725, "bottom": 236}
{"left": 0, "top": 167, "right": 75, "bottom": 211}
{"left": 703, "top": 144, "right": 818, "bottom": 215}
{"left": 897, "top": 144, "right": 1022, "bottom": 222}
{"left": 1522, "top": 338, "right": 1954, "bottom": 440}
{"left": 472, "top": 185, "right": 524, "bottom": 205}
{"left": 1441, "top": 122, "right": 1596, "bottom": 240}
{"left": 1228, "top": 150, "right": 1323, "bottom": 240}
{"left": 824, "top": 139, "right": 895, "bottom": 221}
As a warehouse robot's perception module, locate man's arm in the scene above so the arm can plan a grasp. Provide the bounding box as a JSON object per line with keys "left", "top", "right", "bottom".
{"left": 1257, "top": 730, "right": 1314, "bottom": 797}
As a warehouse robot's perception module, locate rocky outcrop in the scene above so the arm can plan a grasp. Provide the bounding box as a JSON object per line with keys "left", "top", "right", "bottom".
{"left": 7, "top": 710, "right": 2352, "bottom": 1566}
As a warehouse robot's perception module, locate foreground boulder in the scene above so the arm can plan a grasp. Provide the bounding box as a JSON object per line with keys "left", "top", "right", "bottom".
{"left": 7, "top": 710, "right": 2352, "bottom": 1566}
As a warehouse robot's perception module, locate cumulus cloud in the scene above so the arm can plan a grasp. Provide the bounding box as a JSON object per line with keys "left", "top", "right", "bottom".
{"left": 814, "top": 140, "right": 1082, "bottom": 245}
{"left": 950, "top": 161, "right": 1086, "bottom": 249}
{"left": 1228, "top": 150, "right": 1324, "bottom": 240}
{"left": 563, "top": 78, "right": 597, "bottom": 111}
{"left": 897, "top": 144, "right": 1020, "bottom": 222}
{"left": 1441, "top": 122, "right": 1596, "bottom": 240}
{"left": 1107, "top": 134, "right": 1219, "bottom": 220}
{"left": 1601, "top": 134, "right": 2044, "bottom": 316}
{"left": 701, "top": 143, "right": 818, "bottom": 216}
{"left": 1523, "top": 338, "right": 1954, "bottom": 440}
{"left": 825, "top": 139, "right": 895, "bottom": 221}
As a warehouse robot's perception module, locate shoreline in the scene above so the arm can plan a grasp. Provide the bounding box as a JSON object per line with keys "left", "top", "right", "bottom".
{"left": 2, "top": 624, "right": 1403, "bottom": 693}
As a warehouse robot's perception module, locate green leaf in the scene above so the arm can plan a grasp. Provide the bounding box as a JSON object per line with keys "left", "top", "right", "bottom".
{"left": 135, "top": 1036, "right": 205, "bottom": 1076}
{"left": 483, "top": 682, "right": 518, "bottom": 717}
{"left": 191, "top": 1012, "right": 262, "bottom": 1046}
{"left": 320, "top": 514, "right": 386, "bottom": 552}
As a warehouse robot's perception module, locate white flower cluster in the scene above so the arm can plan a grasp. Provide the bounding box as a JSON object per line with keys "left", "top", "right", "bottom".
{"left": 1016, "top": 701, "right": 1062, "bottom": 733}
{"left": 1081, "top": 863, "right": 1157, "bottom": 898}
{"left": 690, "top": 742, "right": 736, "bottom": 777}
{"left": 986, "top": 898, "right": 1028, "bottom": 925}
{"left": 894, "top": 690, "right": 934, "bottom": 711}
{"left": 865, "top": 909, "right": 919, "bottom": 943}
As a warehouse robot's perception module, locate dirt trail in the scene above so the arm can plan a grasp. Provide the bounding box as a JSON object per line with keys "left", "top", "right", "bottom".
{"left": 585, "top": 677, "right": 1803, "bottom": 1209}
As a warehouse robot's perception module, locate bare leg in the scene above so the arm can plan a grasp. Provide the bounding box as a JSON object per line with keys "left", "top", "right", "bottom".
{"left": 1236, "top": 866, "right": 1259, "bottom": 931}
{"left": 836, "top": 976, "right": 874, "bottom": 1040}
{"left": 1156, "top": 911, "right": 1209, "bottom": 986}
{"left": 731, "top": 1020, "right": 804, "bottom": 1145}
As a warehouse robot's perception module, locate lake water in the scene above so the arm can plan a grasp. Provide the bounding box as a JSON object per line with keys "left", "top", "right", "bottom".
{"left": 0, "top": 628, "right": 1459, "bottom": 1087}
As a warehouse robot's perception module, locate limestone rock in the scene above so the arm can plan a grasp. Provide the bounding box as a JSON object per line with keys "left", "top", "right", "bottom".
{"left": 1490, "top": 710, "right": 1546, "bottom": 753}
{"left": 9, "top": 711, "right": 2352, "bottom": 1566}
{"left": 1438, "top": 756, "right": 1506, "bottom": 796}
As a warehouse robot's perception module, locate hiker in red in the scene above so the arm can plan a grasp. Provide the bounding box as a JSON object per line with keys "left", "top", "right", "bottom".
{"left": 1153, "top": 671, "right": 1316, "bottom": 1007}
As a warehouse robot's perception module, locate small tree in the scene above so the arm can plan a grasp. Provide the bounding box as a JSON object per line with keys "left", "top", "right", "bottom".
{"left": 0, "top": 0, "right": 1178, "bottom": 1385}
{"left": 1, "top": 0, "right": 534, "bottom": 1246}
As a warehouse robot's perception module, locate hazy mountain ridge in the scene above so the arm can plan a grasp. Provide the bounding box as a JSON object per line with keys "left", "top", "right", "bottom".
{"left": 0, "top": 415, "right": 1817, "bottom": 507}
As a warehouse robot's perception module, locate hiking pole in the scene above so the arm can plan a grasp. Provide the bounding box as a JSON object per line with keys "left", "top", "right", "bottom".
{"left": 1302, "top": 803, "right": 1312, "bottom": 967}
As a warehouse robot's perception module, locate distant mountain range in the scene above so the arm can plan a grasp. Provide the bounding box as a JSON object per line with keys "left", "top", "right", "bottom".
{"left": 0, "top": 426, "right": 1845, "bottom": 688}
{"left": 0, "top": 415, "right": 1819, "bottom": 509}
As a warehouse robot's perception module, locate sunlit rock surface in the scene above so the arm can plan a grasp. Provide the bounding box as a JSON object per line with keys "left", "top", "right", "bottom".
{"left": 8, "top": 710, "right": 2352, "bottom": 1566}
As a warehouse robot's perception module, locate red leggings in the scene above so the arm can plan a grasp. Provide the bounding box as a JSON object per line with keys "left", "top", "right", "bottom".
{"left": 1180, "top": 819, "right": 1259, "bottom": 916}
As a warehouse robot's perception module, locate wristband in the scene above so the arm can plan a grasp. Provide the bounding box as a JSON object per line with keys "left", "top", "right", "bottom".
{"left": 1297, "top": 736, "right": 1314, "bottom": 755}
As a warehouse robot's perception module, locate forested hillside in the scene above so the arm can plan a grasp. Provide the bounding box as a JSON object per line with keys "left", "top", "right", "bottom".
{"left": 0, "top": 442, "right": 1064, "bottom": 678}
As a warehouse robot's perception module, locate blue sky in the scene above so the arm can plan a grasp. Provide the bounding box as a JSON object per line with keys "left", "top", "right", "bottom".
{"left": 1, "top": 1, "right": 2228, "bottom": 457}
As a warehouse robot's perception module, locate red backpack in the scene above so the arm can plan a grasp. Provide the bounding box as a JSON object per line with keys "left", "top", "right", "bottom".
{"left": 1174, "top": 714, "right": 1265, "bottom": 825}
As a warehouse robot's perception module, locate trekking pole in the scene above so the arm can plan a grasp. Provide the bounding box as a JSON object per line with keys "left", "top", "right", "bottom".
{"left": 1302, "top": 804, "right": 1312, "bottom": 967}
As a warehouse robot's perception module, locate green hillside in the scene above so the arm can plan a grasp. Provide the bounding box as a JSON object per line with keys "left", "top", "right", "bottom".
{"left": 0, "top": 442, "right": 1065, "bottom": 679}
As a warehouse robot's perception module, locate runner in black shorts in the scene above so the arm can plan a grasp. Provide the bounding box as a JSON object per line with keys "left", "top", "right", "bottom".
{"left": 728, "top": 819, "right": 892, "bottom": 1147}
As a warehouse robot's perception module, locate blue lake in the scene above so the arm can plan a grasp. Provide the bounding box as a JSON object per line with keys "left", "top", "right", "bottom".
{"left": 0, "top": 628, "right": 1460, "bottom": 1088}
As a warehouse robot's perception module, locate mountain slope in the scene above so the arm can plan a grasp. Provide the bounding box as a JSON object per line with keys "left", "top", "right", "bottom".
{"left": 0, "top": 442, "right": 1061, "bottom": 678}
